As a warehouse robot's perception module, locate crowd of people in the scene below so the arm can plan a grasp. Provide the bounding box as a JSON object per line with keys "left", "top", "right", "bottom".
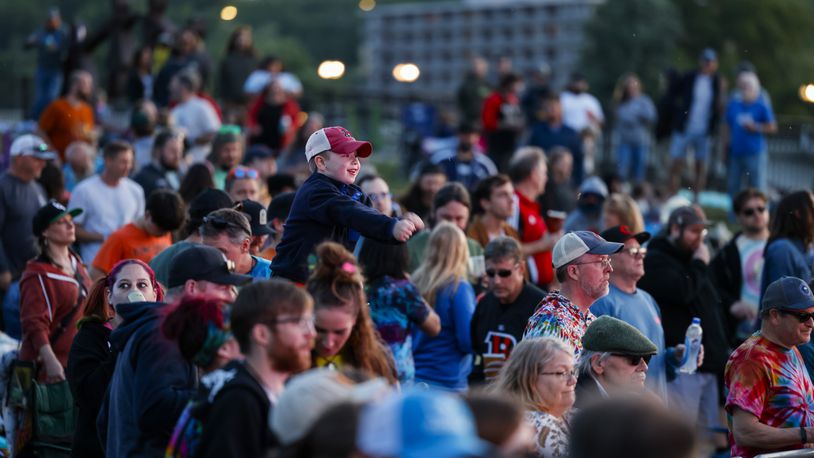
{"left": 0, "top": 8, "right": 811, "bottom": 458}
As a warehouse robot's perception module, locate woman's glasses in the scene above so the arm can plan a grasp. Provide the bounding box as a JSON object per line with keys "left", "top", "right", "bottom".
{"left": 540, "top": 368, "right": 578, "bottom": 380}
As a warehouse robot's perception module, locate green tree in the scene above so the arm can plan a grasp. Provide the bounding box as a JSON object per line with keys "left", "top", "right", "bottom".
{"left": 579, "top": 0, "right": 682, "bottom": 113}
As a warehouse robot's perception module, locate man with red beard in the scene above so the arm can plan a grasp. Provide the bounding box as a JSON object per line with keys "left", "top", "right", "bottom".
{"left": 194, "top": 280, "right": 316, "bottom": 456}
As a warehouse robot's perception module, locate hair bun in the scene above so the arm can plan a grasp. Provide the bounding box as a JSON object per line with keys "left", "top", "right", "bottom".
{"left": 312, "top": 242, "right": 363, "bottom": 284}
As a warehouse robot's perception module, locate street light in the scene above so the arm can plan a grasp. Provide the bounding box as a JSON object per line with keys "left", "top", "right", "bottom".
{"left": 318, "top": 60, "right": 346, "bottom": 80}
{"left": 392, "top": 63, "right": 420, "bottom": 83}
{"left": 220, "top": 6, "right": 238, "bottom": 21}
{"left": 800, "top": 84, "right": 814, "bottom": 103}
{"left": 359, "top": 0, "right": 376, "bottom": 11}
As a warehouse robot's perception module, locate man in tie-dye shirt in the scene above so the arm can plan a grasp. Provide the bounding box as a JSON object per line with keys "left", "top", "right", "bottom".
{"left": 725, "top": 276, "right": 814, "bottom": 458}
{"left": 524, "top": 231, "right": 622, "bottom": 357}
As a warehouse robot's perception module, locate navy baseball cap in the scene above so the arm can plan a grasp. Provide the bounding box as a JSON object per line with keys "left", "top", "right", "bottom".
{"left": 762, "top": 277, "right": 814, "bottom": 312}
{"left": 552, "top": 231, "right": 624, "bottom": 269}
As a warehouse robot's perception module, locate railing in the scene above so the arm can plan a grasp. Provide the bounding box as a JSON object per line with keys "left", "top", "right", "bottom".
{"left": 753, "top": 449, "right": 814, "bottom": 458}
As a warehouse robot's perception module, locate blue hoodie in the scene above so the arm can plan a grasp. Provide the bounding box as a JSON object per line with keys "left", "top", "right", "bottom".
{"left": 97, "top": 301, "right": 197, "bottom": 458}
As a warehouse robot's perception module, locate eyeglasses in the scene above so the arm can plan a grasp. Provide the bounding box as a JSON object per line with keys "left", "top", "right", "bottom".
{"left": 623, "top": 247, "right": 647, "bottom": 258}
{"left": 271, "top": 315, "right": 316, "bottom": 332}
{"left": 741, "top": 206, "right": 766, "bottom": 217}
{"left": 777, "top": 309, "right": 814, "bottom": 323}
{"left": 540, "top": 368, "right": 578, "bottom": 380}
{"left": 485, "top": 266, "right": 517, "bottom": 278}
{"left": 202, "top": 215, "right": 251, "bottom": 237}
{"left": 368, "top": 192, "right": 392, "bottom": 202}
{"left": 611, "top": 353, "right": 652, "bottom": 366}
{"left": 228, "top": 167, "right": 259, "bottom": 180}
{"left": 572, "top": 257, "right": 612, "bottom": 269}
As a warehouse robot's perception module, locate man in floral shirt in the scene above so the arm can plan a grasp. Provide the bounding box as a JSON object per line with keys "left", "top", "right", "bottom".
{"left": 725, "top": 276, "right": 814, "bottom": 458}
{"left": 523, "top": 231, "right": 623, "bottom": 357}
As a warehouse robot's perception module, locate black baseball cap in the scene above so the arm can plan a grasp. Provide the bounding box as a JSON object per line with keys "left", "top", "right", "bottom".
{"left": 188, "top": 188, "right": 233, "bottom": 222}
{"left": 667, "top": 205, "right": 710, "bottom": 228}
{"left": 600, "top": 225, "right": 650, "bottom": 245}
{"left": 237, "top": 199, "right": 273, "bottom": 236}
{"left": 268, "top": 192, "right": 295, "bottom": 221}
{"left": 167, "top": 245, "right": 252, "bottom": 288}
{"left": 33, "top": 201, "right": 83, "bottom": 236}
{"left": 761, "top": 276, "right": 814, "bottom": 312}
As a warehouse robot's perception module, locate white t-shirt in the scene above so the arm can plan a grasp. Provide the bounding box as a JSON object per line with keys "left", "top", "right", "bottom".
{"left": 243, "top": 70, "right": 303, "bottom": 95}
{"left": 686, "top": 74, "right": 713, "bottom": 135}
{"left": 68, "top": 175, "right": 145, "bottom": 264}
{"left": 560, "top": 91, "right": 604, "bottom": 132}
{"left": 170, "top": 96, "right": 221, "bottom": 143}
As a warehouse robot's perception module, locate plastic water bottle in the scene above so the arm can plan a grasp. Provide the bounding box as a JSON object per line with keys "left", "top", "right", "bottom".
{"left": 678, "top": 318, "right": 703, "bottom": 374}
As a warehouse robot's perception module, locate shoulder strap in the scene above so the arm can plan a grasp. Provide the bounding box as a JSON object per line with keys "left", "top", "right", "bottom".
{"left": 49, "top": 257, "right": 88, "bottom": 344}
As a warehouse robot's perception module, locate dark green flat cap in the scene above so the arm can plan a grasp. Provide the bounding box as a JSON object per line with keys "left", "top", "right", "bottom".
{"left": 582, "top": 316, "right": 658, "bottom": 355}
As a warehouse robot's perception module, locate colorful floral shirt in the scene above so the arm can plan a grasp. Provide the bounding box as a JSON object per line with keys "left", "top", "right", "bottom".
{"left": 525, "top": 410, "right": 571, "bottom": 458}
{"left": 725, "top": 333, "right": 814, "bottom": 458}
{"left": 523, "top": 291, "right": 595, "bottom": 358}
{"left": 367, "top": 276, "right": 432, "bottom": 384}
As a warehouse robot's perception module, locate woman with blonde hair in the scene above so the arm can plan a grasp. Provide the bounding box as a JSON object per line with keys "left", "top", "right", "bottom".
{"left": 307, "top": 241, "right": 397, "bottom": 384}
{"left": 412, "top": 221, "right": 476, "bottom": 391}
{"left": 603, "top": 193, "right": 645, "bottom": 234}
{"left": 492, "top": 337, "right": 577, "bottom": 458}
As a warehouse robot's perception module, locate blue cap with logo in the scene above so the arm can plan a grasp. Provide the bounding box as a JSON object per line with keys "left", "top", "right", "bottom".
{"left": 357, "top": 389, "right": 489, "bottom": 458}
{"left": 761, "top": 276, "right": 814, "bottom": 312}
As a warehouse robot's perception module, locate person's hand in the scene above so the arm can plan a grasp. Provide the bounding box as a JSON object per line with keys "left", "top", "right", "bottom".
{"left": 730, "top": 300, "right": 758, "bottom": 321}
{"left": 392, "top": 219, "right": 417, "bottom": 242}
{"left": 673, "top": 344, "right": 704, "bottom": 367}
{"left": 697, "top": 344, "right": 705, "bottom": 367}
{"left": 693, "top": 242, "right": 710, "bottom": 264}
{"left": 401, "top": 212, "right": 425, "bottom": 232}
{"left": 539, "top": 230, "right": 563, "bottom": 252}
{"left": 44, "top": 357, "right": 66, "bottom": 384}
{"left": 0, "top": 271, "right": 11, "bottom": 291}
{"left": 743, "top": 119, "right": 758, "bottom": 133}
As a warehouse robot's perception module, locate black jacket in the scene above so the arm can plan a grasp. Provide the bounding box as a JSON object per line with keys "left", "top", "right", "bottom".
{"left": 670, "top": 70, "right": 723, "bottom": 134}
{"left": 133, "top": 162, "right": 178, "bottom": 199}
{"left": 196, "top": 360, "right": 277, "bottom": 457}
{"left": 470, "top": 283, "right": 546, "bottom": 384}
{"left": 66, "top": 321, "right": 115, "bottom": 458}
{"left": 574, "top": 373, "right": 607, "bottom": 410}
{"left": 709, "top": 232, "right": 745, "bottom": 339}
{"left": 637, "top": 236, "right": 732, "bottom": 376}
{"left": 270, "top": 172, "right": 399, "bottom": 283}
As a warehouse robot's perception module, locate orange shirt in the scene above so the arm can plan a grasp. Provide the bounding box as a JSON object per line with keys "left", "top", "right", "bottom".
{"left": 92, "top": 223, "right": 171, "bottom": 274}
{"left": 38, "top": 98, "right": 95, "bottom": 161}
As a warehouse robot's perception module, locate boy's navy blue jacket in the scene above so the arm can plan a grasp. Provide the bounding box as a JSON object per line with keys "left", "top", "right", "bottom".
{"left": 97, "top": 301, "right": 197, "bottom": 458}
{"left": 270, "top": 172, "right": 399, "bottom": 283}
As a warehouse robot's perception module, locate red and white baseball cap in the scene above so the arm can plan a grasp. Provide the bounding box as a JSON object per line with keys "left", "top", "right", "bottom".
{"left": 304, "top": 126, "right": 372, "bottom": 162}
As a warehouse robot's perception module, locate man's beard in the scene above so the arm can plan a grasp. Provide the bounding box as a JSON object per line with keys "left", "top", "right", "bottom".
{"left": 267, "top": 339, "right": 311, "bottom": 373}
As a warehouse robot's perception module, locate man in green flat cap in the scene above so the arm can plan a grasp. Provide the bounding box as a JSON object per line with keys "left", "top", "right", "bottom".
{"left": 574, "top": 315, "right": 658, "bottom": 408}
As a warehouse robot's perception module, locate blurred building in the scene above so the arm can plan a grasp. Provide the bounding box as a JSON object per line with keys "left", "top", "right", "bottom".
{"left": 361, "top": 0, "right": 603, "bottom": 99}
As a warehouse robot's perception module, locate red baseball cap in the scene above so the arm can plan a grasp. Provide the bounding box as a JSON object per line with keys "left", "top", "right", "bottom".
{"left": 304, "top": 126, "right": 373, "bottom": 162}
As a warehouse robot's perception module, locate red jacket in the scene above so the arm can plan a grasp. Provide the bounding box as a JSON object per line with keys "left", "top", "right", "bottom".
{"left": 19, "top": 255, "right": 91, "bottom": 370}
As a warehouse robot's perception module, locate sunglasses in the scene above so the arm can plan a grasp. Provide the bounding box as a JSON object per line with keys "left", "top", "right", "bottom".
{"left": 612, "top": 353, "right": 652, "bottom": 366}
{"left": 203, "top": 215, "right": 251, "bottom": 236}
{"left": 228, "top": 167, "right": 259, "bottom": 180}
{"left": 485, "top": 265, "right": 517, "bottom": 278}
{"left": 368, "top": 192, "right": 392, "bottom": 202}
{"left": 623, "top": 247, "right": 647, "bottom": 258}
{"left": 741, "top": 206, "right": 766, "bottom": 217}
{"left": 778, "top": 309, "right": 814, "bottom": 323}
{"left": 219, "top": 124, "right": 242, "bottom": 135}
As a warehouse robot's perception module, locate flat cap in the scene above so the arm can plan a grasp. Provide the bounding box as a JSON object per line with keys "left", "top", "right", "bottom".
{"left": 582, "top": 316, "right": 657, "bottom": 356}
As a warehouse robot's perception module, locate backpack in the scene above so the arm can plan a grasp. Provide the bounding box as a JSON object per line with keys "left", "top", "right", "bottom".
{"left": 165, "top": 367, "right": 237, "bottom": 458}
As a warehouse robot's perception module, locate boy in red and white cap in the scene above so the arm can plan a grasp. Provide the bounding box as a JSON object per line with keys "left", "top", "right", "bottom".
{"left": 270, "top": 126, "right": 423, "bottom": 283}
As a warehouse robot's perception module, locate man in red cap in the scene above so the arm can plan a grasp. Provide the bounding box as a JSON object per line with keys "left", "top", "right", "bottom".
{"left": 270, "top": 126, "right": 424, "bottom": 283}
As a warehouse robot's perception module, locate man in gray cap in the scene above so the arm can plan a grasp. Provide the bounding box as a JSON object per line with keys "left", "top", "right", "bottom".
{"left": 725, "top": 276, "right": 814, "bottom": 458}
{"left": 575, "top": 316, "right": 658, "bottom": 408}
{"left": 523, "top": 230, "right": 623, "bottom": 357}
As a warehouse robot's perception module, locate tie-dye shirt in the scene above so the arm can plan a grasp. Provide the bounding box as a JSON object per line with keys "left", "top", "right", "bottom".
{"left": 725, "top": 333, "right": 814, "bottom": 458}
{"left": 367, "top": 276, "right": 432, "bottom": 384}
{"left": 523, "top": 291, "right": 595, "bottom": 358}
